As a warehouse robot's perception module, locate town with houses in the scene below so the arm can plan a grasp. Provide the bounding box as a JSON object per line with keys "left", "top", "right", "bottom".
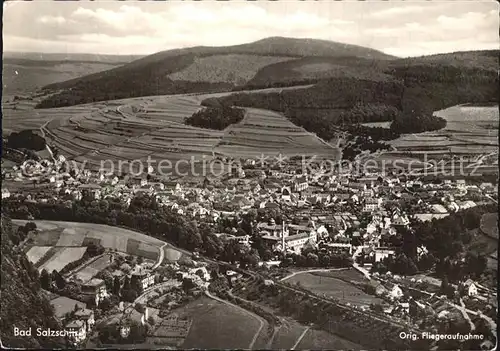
{"left": 1, "top": 152, "right": 498, "bottom": 350}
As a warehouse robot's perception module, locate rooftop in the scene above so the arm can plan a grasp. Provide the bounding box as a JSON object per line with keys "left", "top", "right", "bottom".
{"left": 83, "top": 278, "right": 105, "bottom": 287}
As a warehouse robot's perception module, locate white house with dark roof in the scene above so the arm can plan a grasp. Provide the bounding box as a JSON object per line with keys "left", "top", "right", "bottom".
{"left": 258, "top": 220, "right": 317, "bottom": 254}
{"left": 293, "top": 176, "right": 308, "bottom": 192}
{"left": 131, "top": 267, "right": 155, "bottom": 290}
{"left": 81, "top": 278, "right": 107, "bottom": 305}
{"left": 461, "top": 279, "right": 478, "bottom": 297}
{"left": 65, "top": 320, "right": 87, "bottom": 345}
{"left": 1, "top": 188, "right": 10, "bottom": 199}
{"left": 74, "top": 308, "right": 95, "bottom": 332}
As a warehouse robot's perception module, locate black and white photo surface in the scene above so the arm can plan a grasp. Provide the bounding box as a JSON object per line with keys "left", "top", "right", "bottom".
{"left": 1, "top": 1, "right": 498, "bottom": 350}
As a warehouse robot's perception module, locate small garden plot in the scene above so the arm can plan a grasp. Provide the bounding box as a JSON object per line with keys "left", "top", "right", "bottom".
{"left": 73, "top": 254, "right": 113, "bottom": 283}
{"left": 127, "top": 239, "right": 160, "bottom": 260}
{"left": 26, "top": 246, "right": 53, "bottom": 265}
{"left": 40, "top": 247, "right": 87, "bottom": 273}
{"left": 35, "top": 247, "right": 64, "bottom": 269}
{"left": 55, "top": 228, "right": 87, "bottom": 246}
{"left": 33, "top": 228, "right": 63, "bottom": 246}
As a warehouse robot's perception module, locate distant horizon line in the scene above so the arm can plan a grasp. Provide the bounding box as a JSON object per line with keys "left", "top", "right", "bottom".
{"left": 4, "top": 33, "right": 499, "bottom": 61}
{"left": 4, "top": 48, "right": 497, "bottom": 60}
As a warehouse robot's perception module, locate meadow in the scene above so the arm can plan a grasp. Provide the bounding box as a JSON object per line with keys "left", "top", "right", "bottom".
{"left": 13, "top": 220, "right": 176, "bottom": 276}
{"left": 71, "top": 254, "right": 114, "bottom": 283}
{"left": 295, "top": 327, "right": 362, "bottom": 350}
{"left": 286, "top": 272, "right": 382, "bottom": 307}
{"left": 178, "top": 296, "right": 262, "bottom": 349}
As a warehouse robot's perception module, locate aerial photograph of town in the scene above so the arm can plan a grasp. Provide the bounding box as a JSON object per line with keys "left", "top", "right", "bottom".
{"left": 1, "top": 1, "right": 498, "bottom": 350}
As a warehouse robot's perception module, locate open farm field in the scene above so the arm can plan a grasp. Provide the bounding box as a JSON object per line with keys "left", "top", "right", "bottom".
{"left": 178, "top": 296, "right": 262, "bottom": 349}
{"left": 286, "top": 272, "right": 382, "bottom": 307}
{"left": 13, "top": 219, "right": 165, "bottom": 253}
{"left": 295, "top": 327, "right": 363, "bottom": 350}
{"left": 127, "top": 239, "right": 160, "bottom": 261}
{"left": 389, "top": 105, "right": 499, "bottom": 158}
{"left": 38, "top": 247, "right": 87, "bottom": 273}
{"left": 71, "top": 253, "right": 114, "bottom": 283}
{"left": 26, "top": 246, "right": 53, "bottom": 265}
{"left": 3, "top": 85, "right": 335, "bottom": 178}
{"left": 311, "top": 268, "right": 368, "bottom": 284}
{"left": 270, "top": 319, "right": 308, "bottom": 349}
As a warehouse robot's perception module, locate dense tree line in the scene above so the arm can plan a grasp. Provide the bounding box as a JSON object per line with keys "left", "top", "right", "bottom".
{"left": 1, "top": 196, "right": 261, "bottom": 268}
{"left": 372, "top": 205, "right": 496, "bottom": 281}
{"left": 390, "top": 113, "right": 447, "bottom": 134}
{"left": 281, "top": 249, "right": 353, "bottom": 268}
{"left": 202, "top": 63, "right": 498, "bottom": 145}
{"left": 0, "top": 216, "right": 65, "bottom": 348}
{"left": 7, "top": 130, "right": 46, "bottom": 151}
{"left": 184, "top": 106, "right": 245, "bottom": 130}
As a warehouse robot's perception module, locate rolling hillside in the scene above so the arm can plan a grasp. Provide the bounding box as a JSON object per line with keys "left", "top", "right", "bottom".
{"left": 35, "top": 37, "right": 395, "bottom": 108}
{"left": 202, "top": 49, "right": 498, "bottom": 141}
{"left": 2, "top": 53, "right": 141, "bottom": 94}
{"left": 243, "top": 56, "right": 393, "bottom": 89}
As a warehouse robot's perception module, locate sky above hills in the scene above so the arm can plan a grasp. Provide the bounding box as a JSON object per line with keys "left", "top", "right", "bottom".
{"left": 3, "top": 1, "right": 498, "bottom": 57}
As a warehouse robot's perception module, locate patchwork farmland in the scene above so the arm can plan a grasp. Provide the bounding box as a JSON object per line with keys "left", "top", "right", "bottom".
{"left": 3, "top": 86, "right": 338, "bottom": 177}
{"left": 71, "top": 254, "right": 114, "bottom": 283}
{"left": 387, "top": 105, "right": 499, "bottom": 157}
{"left": 13, "top": 220, "right": 181, "bottom": 276}
{"left": 358, "top": 104, "right": 499, "bottom": 176}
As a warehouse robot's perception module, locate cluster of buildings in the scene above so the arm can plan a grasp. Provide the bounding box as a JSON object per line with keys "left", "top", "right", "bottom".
{"left": 3, "top": 154, "right": 498, "bottom": 265}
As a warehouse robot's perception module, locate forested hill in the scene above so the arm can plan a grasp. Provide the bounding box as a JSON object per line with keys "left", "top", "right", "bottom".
{"left": 0, "top": 216, "right": 64, "bottom": 348}
{"left": 35, "top": 37, "right": 394, "bottom": 108}
{"left": 201, "top": 51, "right": 499, "bottom": 141}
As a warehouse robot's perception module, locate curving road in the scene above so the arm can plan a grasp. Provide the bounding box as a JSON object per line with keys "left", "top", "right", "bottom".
{"left": 152, "top": 243, "right": 167, "bottom": 270}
